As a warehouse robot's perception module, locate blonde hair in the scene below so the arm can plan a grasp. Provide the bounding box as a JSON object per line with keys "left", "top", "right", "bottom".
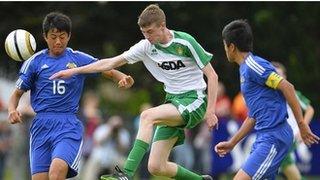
{"left": 138, "top": 4, "right": 166, "bottom": 28}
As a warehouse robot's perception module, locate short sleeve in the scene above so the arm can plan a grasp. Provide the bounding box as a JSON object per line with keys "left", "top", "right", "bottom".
{"left": 173, "top": 32, "right": 213, "bottom": 69}
{"left": 246, "top": 57, "right": 283, "bottom": 89}
{"left": 122, "top": 40, "right": 147, "bottom": 64}
{"left": 183, "top": 35, "right": 213, "bottom": 69}
{"left": 16, "top": 58, "right": 36, "bottom": 91}
{"left": 75, "top": 50, "right": 98, "bottom": 66}
{"left": 265, "top": 72, "right": 283, "bottom": 89}
{"left": 74, "top": 50, "right": 99, "bottom": 77}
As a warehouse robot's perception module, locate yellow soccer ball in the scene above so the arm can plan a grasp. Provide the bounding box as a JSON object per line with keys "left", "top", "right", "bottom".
{"left": 4, "top": 29, "right": 36, "bottom": 61}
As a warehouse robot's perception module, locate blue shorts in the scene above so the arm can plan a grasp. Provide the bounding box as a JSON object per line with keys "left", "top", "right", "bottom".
{"left": 30, "top": 113, "right": 83, "bottom": 178}
{"left": 242, "top": 122, "right": 293, "bottom": 179}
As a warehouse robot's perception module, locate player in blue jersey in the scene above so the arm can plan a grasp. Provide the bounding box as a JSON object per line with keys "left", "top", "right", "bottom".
{"left": 7, "top": 12, "right": 134, "bottom": 180}
{"left": 215, "top": 19, "right": 319, "bottom": 180}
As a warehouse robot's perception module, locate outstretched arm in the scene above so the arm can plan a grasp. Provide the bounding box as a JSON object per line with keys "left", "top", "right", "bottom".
{"left": 8, "top": 89, "right": 25, "bottom": 124}
{"left": 202, "top": 63, "right": 219, "bottom": 131}
{"left": 215, "top": 117, "right": 255, "bottom": 157}
{"left": 277, "top": 79, "right": 319, "bottom": 146}
{"left": 50, "top": 55, "right": 127, "bottom": 79}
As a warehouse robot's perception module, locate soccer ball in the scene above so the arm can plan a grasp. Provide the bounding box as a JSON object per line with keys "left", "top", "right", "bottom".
{"left": 4, "top": 29, "right": 36, "bottom": 61}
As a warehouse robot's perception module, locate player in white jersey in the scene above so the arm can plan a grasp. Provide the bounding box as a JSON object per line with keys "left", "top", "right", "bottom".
{"left": 51, "top": 4, "right": 218, "bottom": 180}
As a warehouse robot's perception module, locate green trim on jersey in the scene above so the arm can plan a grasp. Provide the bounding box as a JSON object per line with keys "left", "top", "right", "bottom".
{"left": 154, "top": 31, "right": 213, "bottom": 69}
{"left": 155, "top": 42, "right": 192, "bottom": 58}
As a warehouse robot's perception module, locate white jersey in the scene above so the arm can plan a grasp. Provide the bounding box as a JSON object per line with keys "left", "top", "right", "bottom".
{"left": 122, "top": 30, "right": 213, "bottom": 94}
{"left": 286, "top": 91, "right": 311, "bottom": 137}
{"left": 287, "top": 104, "right": 299, "bottom": 136}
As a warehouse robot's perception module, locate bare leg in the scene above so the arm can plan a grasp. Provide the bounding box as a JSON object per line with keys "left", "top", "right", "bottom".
{"left": 234, "top": 169, "right": 251, "bottom": 180}
{"left": 48, "top": 158, "right": 68, "bottom": 180}
{"left": 136, "top": 103, "right": 185, "bottom": 143}
{"left": 32, "top": 172, "right": 49, "bottom": 180}
{"left": 148, "top": 138, "right": 178, "bottom": 177}
{"left": 283, "top": 164, "right": 301, "bottom": 180}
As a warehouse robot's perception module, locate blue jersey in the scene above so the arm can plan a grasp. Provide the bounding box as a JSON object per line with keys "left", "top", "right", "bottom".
{"left": 240, "top": 52, "right": 287, "bottom": 131}
{"left": 16, "top": 48, "right": 98, "bottom": 113}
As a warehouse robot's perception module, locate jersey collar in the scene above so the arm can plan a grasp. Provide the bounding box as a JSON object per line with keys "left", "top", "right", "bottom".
{"left": 157, "top": 30, "right": 174, "bottom": 48}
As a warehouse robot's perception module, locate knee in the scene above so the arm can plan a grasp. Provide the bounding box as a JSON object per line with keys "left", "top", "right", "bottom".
{"left": 148, "top": 160, "right": 164, "bottom": 176}
{"left": 48, "top": 170, "right": 60, "bottom": 180}
{"left": 140, "top": 110, "right": 155, "bottom": 128}
{"left": 49, "top": 159, "right": 68, "bottom": 180}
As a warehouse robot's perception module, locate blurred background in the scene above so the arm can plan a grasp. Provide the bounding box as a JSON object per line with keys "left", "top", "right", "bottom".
{"left": 0, "top": 1, "right": 319, "bottom": 180}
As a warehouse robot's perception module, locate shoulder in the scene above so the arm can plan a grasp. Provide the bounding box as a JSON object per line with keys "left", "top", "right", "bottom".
{"left": 20, "top": 49, "right": 46, "bottom": 71}
{"left": 134, "top": 39, "right": 150, "bottom": 48}
{"left": 244, "top": 54, "right": 274, "bottom": 76}
{"left": 29, "top": 49, "right": 46, "bottom": 61}
{"left": 128, "top": 39, "right": 151, "bottom": 53}
{"left": 174, "top": 31, "right": 194, "bottom": 40}
{"left": 172, "top": 31, "right": 204, "bottom": 50}
{"left": 65, "top": 47, "right": 96, "bottom": 59}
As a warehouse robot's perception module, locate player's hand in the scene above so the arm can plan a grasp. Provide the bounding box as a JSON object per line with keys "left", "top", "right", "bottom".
{"left": 299, "top": 122, "right": 320, "bottom": 146}
{"left": 50, "top": 69, "right": 77, "bottom": 80}
{"left": 215, "top": 141, "right": 234, "bottom": 157}
{"left": 118, "top": 75, "right": 134, "bottom": 89}
{"left": 204, "top": 111, "right": 218, "bottom": 131}
{"left": 8, "top": 110, "right": 22, "bottom": 124}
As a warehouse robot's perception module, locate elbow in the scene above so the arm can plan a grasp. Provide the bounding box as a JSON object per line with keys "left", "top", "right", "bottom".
{"left": 210, "top": 70, "right": 219, "bottom": 82}
{"left": 288, "top": 83, "right": 295, "bottom": 91}
{"left": 286, "top": 81, "right": 295, "bottom": 91}
{"left": 282, "top": 80, "right": 295, "bottom": 93}
{"left": 308, "top": 106, "right": 315, "bottom": 117}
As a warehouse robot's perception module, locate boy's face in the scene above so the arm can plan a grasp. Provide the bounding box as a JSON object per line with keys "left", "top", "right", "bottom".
{"left": 44, "top": 28, "right": 70, "bottom": 56}
{"left": 140, "top": 22, "right": 165, "bottom": 44}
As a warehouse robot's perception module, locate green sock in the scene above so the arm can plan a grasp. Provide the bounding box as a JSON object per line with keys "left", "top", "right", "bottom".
{"left": 173, "top": 165, "right": 202, "bottom": 180}
{"left": 124, "top": 139, "right": 149, "bottom": 177}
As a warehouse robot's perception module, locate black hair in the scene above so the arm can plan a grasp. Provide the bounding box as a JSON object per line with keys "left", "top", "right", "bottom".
{"left": 42, "top": 12, "right": 71, "bottom": 37}
{"left": 222, "top": 19, "right": 253, "bottom": 52}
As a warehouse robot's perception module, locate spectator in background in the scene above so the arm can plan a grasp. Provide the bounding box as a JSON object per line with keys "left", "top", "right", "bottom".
{"left": 172, "top": 129, "right": 195, "bottom": 171}
{"left": 12, "top": 92, "right": 34, "bottom": 180}
{"left": 0, "top": 107, "right": 11, "bottom": 180}
{"left": 79, "top": 91, "right": 102, "bottom": 161}
{"left": 78, "top": 91, "right": 102, "bottom": 179}
{"left": 0, "top": 95, "right": 3, "bottom": 111}
{"left": 133, "top": 103, "right": 152, "bottom": 180}
{"left": 231, "top": 92, "right": 248, "bottom": 122}
{"left": 83, "top": 115, "right": 130, "bottom": 180}
{"left": 215, "top": 82, "right": 232, "bottom": 119}
{"left": 272, "top": 61, "right": 315, "bottom": 180}
{"left": 194, "top": 82, "right": 232, "bottom": 174}
{"left": 200, "top": 82, "right": 232, "bottom": 176}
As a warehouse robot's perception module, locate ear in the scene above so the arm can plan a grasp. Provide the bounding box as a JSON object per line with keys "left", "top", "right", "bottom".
{"left": 230, "top": 43, "right": 236, "bottom": 52}
{"left": 43, "top": 33, "right": 48, "bottom": 42}
{"left": 67, "top": 32, "right": 71, "bottom": 40}
{"left": 160, "top": 22, "right": 166, "bottom": 29}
